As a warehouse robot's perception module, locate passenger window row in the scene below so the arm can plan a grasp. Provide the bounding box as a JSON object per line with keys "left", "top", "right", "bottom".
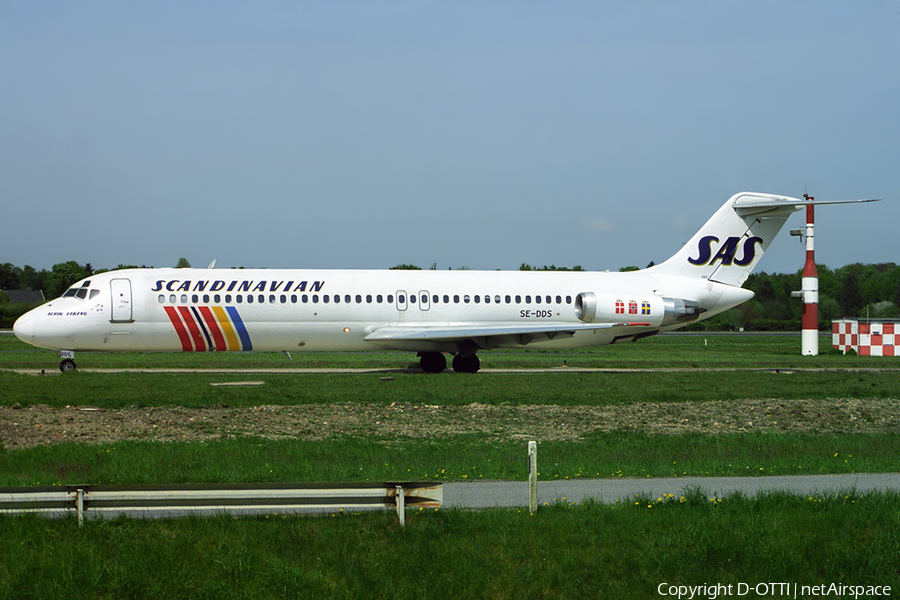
{"left": 157, "top": 293, "right": 575, "bottom": 306}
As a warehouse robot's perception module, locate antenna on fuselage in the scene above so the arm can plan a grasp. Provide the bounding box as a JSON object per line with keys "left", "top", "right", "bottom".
{"left": 207, "top": 259, "right": 217, "bottom": 269}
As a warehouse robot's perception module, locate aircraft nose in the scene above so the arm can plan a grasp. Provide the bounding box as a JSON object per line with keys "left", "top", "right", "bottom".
{"left": 13, "top": 312, "right": 34, "bottom": 344}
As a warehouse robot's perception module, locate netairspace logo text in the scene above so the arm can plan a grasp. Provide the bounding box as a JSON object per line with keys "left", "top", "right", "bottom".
{"left": 657, "top": 582, "right": 892, "bottom": 599}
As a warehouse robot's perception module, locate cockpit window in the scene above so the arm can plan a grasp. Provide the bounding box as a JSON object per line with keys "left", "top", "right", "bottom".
{"left": 62, "top": 281, "right": 98, "bottom": 301}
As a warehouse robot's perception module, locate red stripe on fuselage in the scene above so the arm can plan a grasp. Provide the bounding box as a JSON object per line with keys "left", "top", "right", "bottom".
{"left": 177, "top": 306, "right": 207, "bottom": 352}
{"left": 164, "top": 306, "right": 193, "bottom": 351}
{"left": 198, "top": 306, "right": 228, "bottom": 351}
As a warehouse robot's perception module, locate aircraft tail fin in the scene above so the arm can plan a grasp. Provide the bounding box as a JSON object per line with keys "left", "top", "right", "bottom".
{"left": 648, "top": 192, "right": 803, "bottom": 287}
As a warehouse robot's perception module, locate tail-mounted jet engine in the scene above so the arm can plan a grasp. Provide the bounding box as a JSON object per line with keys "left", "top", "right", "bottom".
{"left": 574, "top": 292, "right": 705, "bottom": 326}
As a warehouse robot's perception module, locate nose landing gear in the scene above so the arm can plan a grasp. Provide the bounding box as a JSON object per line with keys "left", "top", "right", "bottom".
{"left": 58, "top": 350, "right": 77, "bottom": 372}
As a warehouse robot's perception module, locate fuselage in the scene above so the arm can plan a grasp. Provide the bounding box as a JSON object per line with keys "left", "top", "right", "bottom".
{"left": 14, "top": 192, "right": 874, "bottom": 372}
{"left": 13, "top": 267, "right": 751, "bottom": 356}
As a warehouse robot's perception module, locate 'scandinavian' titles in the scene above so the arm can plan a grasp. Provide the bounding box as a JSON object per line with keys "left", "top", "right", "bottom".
{"left": 151, "top": 279, "right": 325, "bottom": 294}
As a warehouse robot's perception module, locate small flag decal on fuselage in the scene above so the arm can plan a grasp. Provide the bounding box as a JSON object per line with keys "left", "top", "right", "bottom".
{"left": 164, "top": 306, "right": 253, "bottom": 352}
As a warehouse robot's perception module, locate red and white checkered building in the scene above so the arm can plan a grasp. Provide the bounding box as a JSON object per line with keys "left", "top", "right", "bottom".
{"left": 832, "top": 319, "right": 899, "bottom": 356}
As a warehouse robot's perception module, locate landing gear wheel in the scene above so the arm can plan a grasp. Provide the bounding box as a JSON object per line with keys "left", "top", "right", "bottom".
{"left": 452, "top": 353, "right": 480, "bottom": 374}
{"left": 59, "top": 359, "right": 77, "bottom": 372}
{"left": 419, "top": 352, "right": 447, "bottom": 374}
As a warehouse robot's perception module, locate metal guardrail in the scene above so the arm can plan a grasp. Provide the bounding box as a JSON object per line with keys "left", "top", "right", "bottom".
{"left": 0, "top": 481, "right": 442, "bottom": 526}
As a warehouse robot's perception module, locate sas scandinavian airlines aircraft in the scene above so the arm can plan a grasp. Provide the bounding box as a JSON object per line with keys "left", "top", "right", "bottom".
{"left": 12, "top": 192, "right": 870, "bottom": 373}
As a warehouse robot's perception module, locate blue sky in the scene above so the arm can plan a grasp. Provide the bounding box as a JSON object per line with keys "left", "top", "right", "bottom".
{"left": 2, "top": 1, "right": 897, "bottom": 274}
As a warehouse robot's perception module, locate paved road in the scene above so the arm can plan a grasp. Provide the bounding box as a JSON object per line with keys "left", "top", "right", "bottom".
{"left": 444, "top": 473, "right": 900, "bottom": 508}
{"left": 21, "top": 474, "right": 898, "bottom": 520}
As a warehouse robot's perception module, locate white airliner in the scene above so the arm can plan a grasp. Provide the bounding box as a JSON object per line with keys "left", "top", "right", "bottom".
{"left": 13, "top": 192, "right": 873, "bottom": 373}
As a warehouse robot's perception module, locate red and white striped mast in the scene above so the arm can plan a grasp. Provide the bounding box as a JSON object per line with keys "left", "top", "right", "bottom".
{"left": 800, "top": 193, "right": 819, "bottom": 355}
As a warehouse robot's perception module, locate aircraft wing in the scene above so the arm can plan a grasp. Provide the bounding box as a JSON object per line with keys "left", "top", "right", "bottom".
{"left": 364, "top": 321, "right": 652, "bottom": 349}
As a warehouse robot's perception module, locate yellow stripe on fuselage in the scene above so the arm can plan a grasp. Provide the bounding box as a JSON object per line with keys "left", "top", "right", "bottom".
{"left": 212, "top": 306, "right": 241, "bottom": 350}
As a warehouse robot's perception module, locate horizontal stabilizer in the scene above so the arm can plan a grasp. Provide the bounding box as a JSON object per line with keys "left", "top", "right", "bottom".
{"left": 734, "top": 197, "right": 880, "bottom": 216}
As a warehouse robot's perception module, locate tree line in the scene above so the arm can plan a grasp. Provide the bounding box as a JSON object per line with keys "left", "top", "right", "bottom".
{"left": 2, "top": 260, "right": 898, "bottom": 330}
{"left": 699, "top": 262, "right": 900, "bottom": 331}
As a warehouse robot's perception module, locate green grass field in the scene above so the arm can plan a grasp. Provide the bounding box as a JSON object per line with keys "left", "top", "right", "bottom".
{"left": 2, "top": 330, "right": 896, "bottom": 370}
{"left": 2, "top": 432, "right": 899, "bottom": 487}
{"left": 1, "top": 491, "right": 898, "bottom": 599}
{"left": 1, "top": 333, "right": 898, "bottom": 597}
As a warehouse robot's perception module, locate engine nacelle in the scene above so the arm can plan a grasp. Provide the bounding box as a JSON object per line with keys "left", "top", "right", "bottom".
{"left": 574, "top": 292, "right": 597, "bottom": 322}
{"left": 575, "top": 292, "right": 705, "bottom": 326}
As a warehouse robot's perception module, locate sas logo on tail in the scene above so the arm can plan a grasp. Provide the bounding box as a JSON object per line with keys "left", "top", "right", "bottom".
{"left": 688, "top": 236, "right": 763, "bottom": 267}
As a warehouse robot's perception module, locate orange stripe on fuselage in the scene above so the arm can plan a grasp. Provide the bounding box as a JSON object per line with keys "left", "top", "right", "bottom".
{"left": 212, "top": 306, "right": 241, "bottom": 351}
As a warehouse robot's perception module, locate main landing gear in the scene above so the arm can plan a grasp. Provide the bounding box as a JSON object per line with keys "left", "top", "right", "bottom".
{"left": 417, "top": 352, "right": 481, "bottom": 374}
{"left": 452, "top": 353, "right": 480, "bottom": 374}
{"left": 418, "top": 352, "right": 447, "bottom": 374}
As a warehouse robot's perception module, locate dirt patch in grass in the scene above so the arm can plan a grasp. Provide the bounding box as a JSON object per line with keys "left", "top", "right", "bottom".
{"left": 1, "top": 398, "right": 897, "bottom": 450}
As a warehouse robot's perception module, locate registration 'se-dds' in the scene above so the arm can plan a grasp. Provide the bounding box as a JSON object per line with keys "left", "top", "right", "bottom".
{"left": 13, "top": 192, "right": 874, "bottom": 373}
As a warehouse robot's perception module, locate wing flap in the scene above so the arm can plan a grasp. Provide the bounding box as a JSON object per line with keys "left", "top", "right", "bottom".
{"left": 364, "top": 322, "right": 652, "bottom": 348}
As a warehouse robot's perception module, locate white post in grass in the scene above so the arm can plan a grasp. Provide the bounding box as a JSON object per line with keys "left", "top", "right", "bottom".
{"left": 396, "top": 485, "right": 405, "bottom": 527}
{"left": 528, "top": 441, "right": 538, "bottom": 514}
{"left": 76, "top": 488, "right": 85, "bottom": 527}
